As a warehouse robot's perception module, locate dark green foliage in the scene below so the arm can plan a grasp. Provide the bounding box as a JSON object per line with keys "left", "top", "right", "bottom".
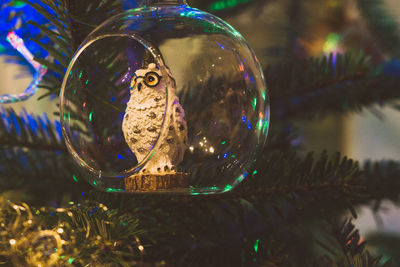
{"left": 268, "top": 53, "right": 400, "bottom": 120}
{"left": 24, "top": 0, "right": 400, "bottom": 121}
{"left": 357, "top": 0, "right": 400, "bottom": 58}
{"left": 20, "top": 0, "right": 123, "bottom": 99}
{"left": 312, "top": 219, "right": 392, "bottom": 267}
{"left": 70, "top": 150, "right": 398, "bottom": 265}
{"left": 2, "top": 107, "right": 399, "bottom": 264}
{"left": 0, "top": 108, "right": 64, "bottom": 151}
{"left": 0, "top": 108, "right": 87, "bottom": 204}
{"left": 367, "top": 232, "right": 400, "bottom": 266}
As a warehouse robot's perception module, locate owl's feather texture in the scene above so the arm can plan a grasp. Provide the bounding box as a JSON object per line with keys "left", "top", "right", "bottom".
{"left": 122, "top": 63, "right": 188, "bottom": 174}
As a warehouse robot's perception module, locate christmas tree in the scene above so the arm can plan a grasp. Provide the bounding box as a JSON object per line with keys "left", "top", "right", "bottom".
{"left": 0, "top": 0, "right": 399, "bottom": 266}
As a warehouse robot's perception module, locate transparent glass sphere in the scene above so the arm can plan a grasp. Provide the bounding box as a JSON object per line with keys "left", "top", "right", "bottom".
{"left": 60, "top": 1, "right": 269, "bottom": 194}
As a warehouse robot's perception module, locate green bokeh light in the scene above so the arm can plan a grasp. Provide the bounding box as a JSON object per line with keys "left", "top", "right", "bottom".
{"left": 323, "top": 33, "right": 340, "bottom": 53}
{"left": 210, "top": 0, "right": 250, "bottom": 11}
{"left": 106, "top": 188, "right": 124, "bottom": 192}
{"left": 254, "top": 239, "right": 260, "bottom": 252}
{"left": 252, "top": 98, "right": 257, "bottom": 111}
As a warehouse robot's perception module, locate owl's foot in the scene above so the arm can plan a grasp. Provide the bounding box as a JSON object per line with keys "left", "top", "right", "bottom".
{"left": 155, "top": 165, "right": 176, "bottom": 173}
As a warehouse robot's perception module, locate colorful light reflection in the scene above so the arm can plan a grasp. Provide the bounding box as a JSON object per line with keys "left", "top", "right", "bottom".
{"left": 0, "top": 31, "right": 47, "bottom": 104}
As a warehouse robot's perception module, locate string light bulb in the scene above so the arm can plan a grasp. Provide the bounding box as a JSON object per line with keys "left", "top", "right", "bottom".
{"left": 0, "top": 31, "right": 47, "bottom": 104}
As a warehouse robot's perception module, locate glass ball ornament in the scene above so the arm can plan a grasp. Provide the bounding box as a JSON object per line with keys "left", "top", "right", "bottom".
{"left": 60, "top": 0, "right": 270, "bottom": 194}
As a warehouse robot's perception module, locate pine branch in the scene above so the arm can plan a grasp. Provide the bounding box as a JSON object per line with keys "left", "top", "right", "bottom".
{"left": 19, "top": 0, "right": 123, "bottom": 97}
{"left": 0, "top": 198, "right": 147, "bottom": 266}
{"left": 20, "top": 0, "right": 73, "bottom": 96}
{"left": 268, "top": 53, "right": 400, "bottom": 120}
{"left": 1, "top": 183, "right": 396, "bottom": 266}
{"left": 0, "top": 108, "right": 86, "bottom": 203}
{"left": 0, "top": 151, "right": 396, "bottom": 265}
{"left": 82, "top": 147, "right": 400, "bottom": 223}
{"left": 367, "top": 232, "right": 400, "bottom": 266}
{"left": 19, "top": 0, "right": 400, "bottom": 120}
{"left": 74, "top": 151, "right": 398, "bottom": 265}
{"left": 357, "top": 0, "right": 400, "bottom": 58}
{"left": 315, "top": 219, "right": 392, "bottom": 267}
{"left": 269, "top": 53, "right": 370, "bottom": 101}
{"left": 0, "top": 108, "right": 65, "bottom": 151}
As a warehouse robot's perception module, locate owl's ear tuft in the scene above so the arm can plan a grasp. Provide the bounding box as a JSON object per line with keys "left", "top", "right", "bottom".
{"left": 148, "top": 63, "right": 157, "bottom": 70}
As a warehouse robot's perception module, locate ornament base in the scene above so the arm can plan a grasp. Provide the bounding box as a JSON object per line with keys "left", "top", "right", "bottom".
{"left": 124, "top": 172, "right": 188, "bottom": 192}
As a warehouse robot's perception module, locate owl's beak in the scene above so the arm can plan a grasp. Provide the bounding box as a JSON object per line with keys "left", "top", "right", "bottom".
{"left": 137, "top": 82, "right": 143, "bottom": 91}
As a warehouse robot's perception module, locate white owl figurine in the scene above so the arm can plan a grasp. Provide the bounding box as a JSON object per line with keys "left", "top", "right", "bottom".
{"left": 122, "top": 63, "right": 188, "bottom": 174}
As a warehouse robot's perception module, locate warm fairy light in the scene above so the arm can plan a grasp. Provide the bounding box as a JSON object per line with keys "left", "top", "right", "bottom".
{"left": 57, "top": 228, "right": 64, "bottom": 234}
{"left": 13, "top": 205, "right": 18, "bottom": 210}
{"left": 61, "top": 240, "right": 66, "bottom": 245}
{"left": 195, "top": 137, "right": 216, "bottom": 154}
{"left": 138, "top": 245, "right": 144, "bottom": 251}
{"left": 27, "top": 219, "right": 32, "bottom": 224}
{"left": 9, "top": 239, "right": 16, "bottom": 245}
{"left": 99, "top": 203, "right": 108, "bottom": 211}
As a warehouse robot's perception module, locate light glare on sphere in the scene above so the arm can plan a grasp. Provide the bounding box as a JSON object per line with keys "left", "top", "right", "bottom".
{"left": 60, "top": 3, "right": 270, "bottom": 194}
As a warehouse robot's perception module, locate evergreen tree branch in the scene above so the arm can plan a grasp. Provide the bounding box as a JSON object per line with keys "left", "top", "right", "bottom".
{"left": 70, "top": 151, "right": 397, "bottom": 266}
{"left": 315, "top": 219, "right": 392, "bottom": 267}
{"left": 19, "top": 0, "right": 123, "bottom": 97}
{"left": 357, "top": 0, "right": 400, "bottom": 58}
{"left": 0, "top": 109, "right": 87, "bottom": 203}
{"left": 268, "top": 53, "right": 400, "bottom": 120}
{"left": 0, "top": 108, "right": 65, "bottom": 152}
{"left": 0, "top": 108, "right": 397, "bottom": 265}
{"left": 19, "top": 0, "right": 400, "bottom": 121}
{"left": 268, "top": 52, "right": 370, "bottom": 101}
{"left": 0, "top": 151, "right": 397, "bottom": 265}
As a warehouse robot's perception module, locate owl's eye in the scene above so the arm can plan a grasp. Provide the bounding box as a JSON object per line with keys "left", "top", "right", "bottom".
{"left": 130, "top": 76, "right": 137, "bottom": 90}
{"left": 144, "top": 72, "right": 161, "bottom": 87}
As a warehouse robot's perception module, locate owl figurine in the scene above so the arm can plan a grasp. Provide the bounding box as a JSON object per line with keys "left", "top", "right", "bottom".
{"left": 122, "top": 63, "right": 188, "bottom": 174}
